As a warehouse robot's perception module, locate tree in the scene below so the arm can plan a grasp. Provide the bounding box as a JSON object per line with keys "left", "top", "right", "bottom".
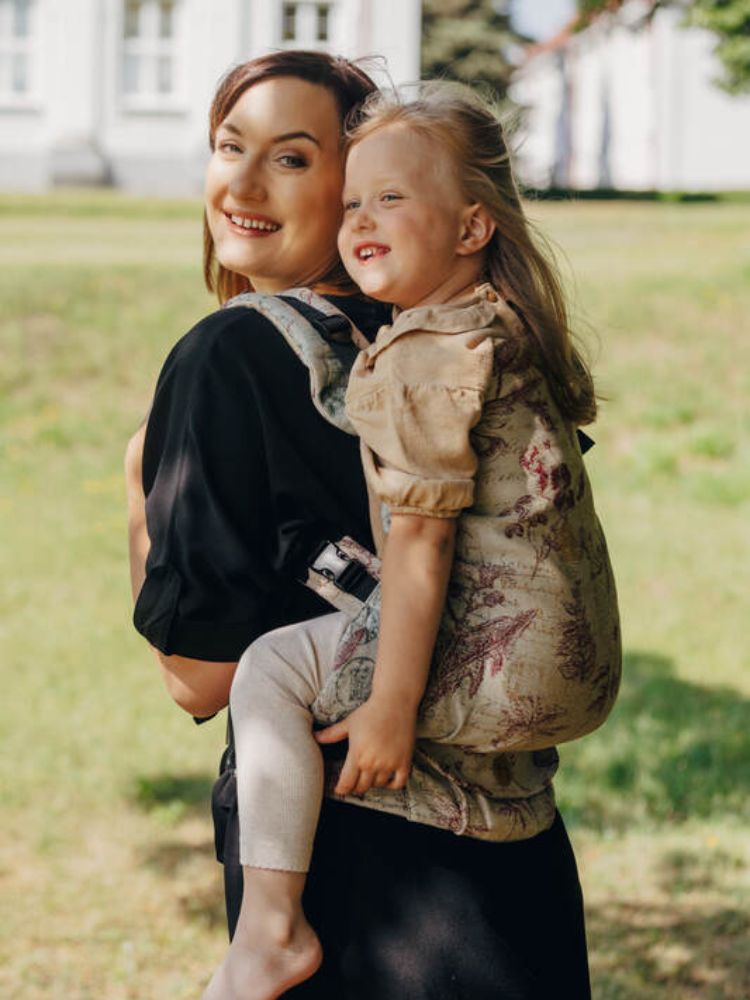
{"left": 685, "top": 0, "right": 750, "bottom": 94}
{"left": 421, "top": 0, "right": 524, "bottom": 100}
{"left": 576, "top": 0, "right": 750, "bottom": 95}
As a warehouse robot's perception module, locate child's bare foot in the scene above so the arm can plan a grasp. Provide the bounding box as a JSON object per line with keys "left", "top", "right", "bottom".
{"left": 201, "top": 873, "right": 321, "bottom": 1000}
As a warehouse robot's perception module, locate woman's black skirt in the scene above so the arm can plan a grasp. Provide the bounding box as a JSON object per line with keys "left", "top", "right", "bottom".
{"left": 212, "top": 767, "right": 591, "bottom": 1000}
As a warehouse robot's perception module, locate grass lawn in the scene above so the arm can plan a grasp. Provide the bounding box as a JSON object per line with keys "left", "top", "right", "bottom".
{"left": 1, "top": 191, "right": 748, "bottom": 999}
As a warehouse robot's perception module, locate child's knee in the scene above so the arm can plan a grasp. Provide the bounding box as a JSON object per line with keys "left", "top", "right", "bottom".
{"left": 231, "top": 632, "right": 283, "bottom": 708}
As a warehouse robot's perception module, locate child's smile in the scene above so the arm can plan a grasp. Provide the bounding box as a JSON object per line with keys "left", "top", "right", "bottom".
{"left": 354, "top": 241, "right": 391, "bottom": 261}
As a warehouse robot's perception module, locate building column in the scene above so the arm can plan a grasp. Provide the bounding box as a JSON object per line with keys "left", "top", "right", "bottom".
{"left": 47, "top": 0, "right": 110, "bottom": 185}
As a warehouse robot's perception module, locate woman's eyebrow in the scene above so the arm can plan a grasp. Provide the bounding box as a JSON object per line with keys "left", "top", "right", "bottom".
{"left": 272, "top": 131, "right": 320, "bottom": 147}
{"left": 216, "top": 122, "right": 320, "bottom": 146}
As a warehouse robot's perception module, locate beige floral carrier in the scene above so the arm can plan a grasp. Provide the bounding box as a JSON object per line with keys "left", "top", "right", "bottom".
{"left": 228, "top": 287, "right": 622, "bottom": 842}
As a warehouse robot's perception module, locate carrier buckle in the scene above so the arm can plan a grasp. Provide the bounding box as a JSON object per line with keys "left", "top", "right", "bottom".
{"left": 311, "top": 541, "right": 352, "bottom": 583}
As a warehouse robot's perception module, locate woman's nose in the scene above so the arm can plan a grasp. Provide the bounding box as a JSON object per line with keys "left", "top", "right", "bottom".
{"left": 229, "top": 162, "right": 266, "bottom": 201}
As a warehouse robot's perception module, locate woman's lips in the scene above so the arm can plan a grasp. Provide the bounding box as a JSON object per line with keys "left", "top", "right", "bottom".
{"left": 224, "top": 211, "right": 281, "bottom": 236}
{"left": 353, "top": 242, "right": 390, "bottom": 262}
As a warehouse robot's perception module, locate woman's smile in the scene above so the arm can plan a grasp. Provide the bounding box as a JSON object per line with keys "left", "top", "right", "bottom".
{"left": 224, "top": 210, "right": 282, "bottom": 235}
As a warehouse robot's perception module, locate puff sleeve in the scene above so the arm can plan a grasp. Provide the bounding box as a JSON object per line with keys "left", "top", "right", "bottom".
{"left": 345, "top": 325, "right": 496, "bottom": 518}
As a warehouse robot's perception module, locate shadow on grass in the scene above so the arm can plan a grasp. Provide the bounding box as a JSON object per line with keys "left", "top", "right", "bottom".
{"left": 138, "top": 837, "right": 227, "bottom": 930}
{"left": 658, "top": 843, "right": 747, "bottom": 895}
{"left": 132, "top": 772, "right": 214, "bottom": 821}
{"left": 141, "top": 837, "right": 214, "bottom": 875}
{"left": 178, "top": 878, "right": 227, "bottom": 931}
{"left": 558, "top": 650, "right": 750, "bottom": 829}
{"left": 588, "top": 898, "right": 750, "bottom": 1000}
{"left": 132, "top": 772, "right": 226, "bottom": 928}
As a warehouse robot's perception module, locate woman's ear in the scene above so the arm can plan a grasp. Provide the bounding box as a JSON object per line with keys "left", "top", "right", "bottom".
{"left": 456, "top": 203, "right": 495, "bottom": 256}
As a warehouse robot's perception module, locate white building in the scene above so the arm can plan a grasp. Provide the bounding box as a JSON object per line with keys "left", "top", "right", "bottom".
{"left": 0, "top": 0, "right": 422, "bottom": 194}
{"left": 511, "top": 0, "right": 750, "bottom": 192}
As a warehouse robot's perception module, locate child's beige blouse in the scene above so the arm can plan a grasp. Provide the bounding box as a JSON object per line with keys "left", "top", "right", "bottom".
{"left": 347, "top": 287, "right": 510, "bottom": 521}
{"left": 318, "top": 284, "right": 622, "bottom": 842}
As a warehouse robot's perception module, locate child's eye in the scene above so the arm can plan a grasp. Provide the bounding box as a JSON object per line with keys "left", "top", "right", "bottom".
{"left": 381, "top": 192, "right": 402, "bottom": 203}
{"left": 277, "top": 153, "right": 308, "bottom": 169}
{"left": 343, "top": 198, "right": 361, "bottom": 211}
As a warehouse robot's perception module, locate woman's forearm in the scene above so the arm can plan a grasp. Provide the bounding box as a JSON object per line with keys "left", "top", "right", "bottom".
{"left": 156, "top": 654, "right": 237, "bottom": 717}
{"left": 370, "top": 513, "right": 456, "bottom": 710}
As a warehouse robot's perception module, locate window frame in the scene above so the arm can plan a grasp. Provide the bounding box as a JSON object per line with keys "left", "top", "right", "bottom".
{"left": 119, "top": 0, "right": 185, "bottom": 114}
{"left": 281, "top": 2, "right": 297, "bottom": 42}
{"left": 316, "top": 3, "right": 330, "bottom": 43}
{"left": 0, "top": 0, "right": 40, "bottom": 109}
{"left": 278, "top": 1, "right": 336, "bottom": 50}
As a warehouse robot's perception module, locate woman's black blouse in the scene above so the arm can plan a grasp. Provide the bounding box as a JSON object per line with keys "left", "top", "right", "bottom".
{"left": 134, "top": 295, "right": 389, "bottom": 662}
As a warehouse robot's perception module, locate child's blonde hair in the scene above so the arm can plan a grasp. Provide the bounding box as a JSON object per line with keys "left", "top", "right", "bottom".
{"left": 346, "top": 83, "right": 596, "bottom": 426}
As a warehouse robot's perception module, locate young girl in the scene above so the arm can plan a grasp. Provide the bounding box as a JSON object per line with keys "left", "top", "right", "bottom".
{"left": 203, "top": 84, "right": 620, "bottom": 1000}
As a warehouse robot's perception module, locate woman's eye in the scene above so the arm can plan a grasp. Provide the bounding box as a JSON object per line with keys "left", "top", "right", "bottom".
{"left": 218, "top": 140, "right": 242, "bottom": 154}
{"left": 277, "top": 153, "right": 307, "bottom": 169}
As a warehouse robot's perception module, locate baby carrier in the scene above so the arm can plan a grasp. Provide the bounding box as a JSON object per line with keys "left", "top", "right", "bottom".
{"left": 213, "top": 290, "right": 618, "bottom": 858}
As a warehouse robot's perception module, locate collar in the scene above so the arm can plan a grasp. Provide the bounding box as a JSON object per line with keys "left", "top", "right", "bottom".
{"left": 363, "top": 283, "right": 522, "bottom": 365}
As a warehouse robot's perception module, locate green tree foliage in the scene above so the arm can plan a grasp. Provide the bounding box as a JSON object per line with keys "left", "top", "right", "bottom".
{"left": 685, "top": 0, "right": 750, "bottom": 94}
{"left": 421, "top": 0, "right": 523, "bottom": 99}
{"left": 577, "top": 0, "right": 750, "bottom": 94}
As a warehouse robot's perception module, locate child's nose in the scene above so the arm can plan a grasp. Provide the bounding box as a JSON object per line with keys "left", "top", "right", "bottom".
{"left": 353, "top": 206, "right": 374, "bottom": 230}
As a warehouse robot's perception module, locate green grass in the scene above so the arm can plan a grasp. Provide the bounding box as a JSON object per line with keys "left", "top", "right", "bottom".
{"left": 1, "top": 190, "right": 749, "bottom": 999}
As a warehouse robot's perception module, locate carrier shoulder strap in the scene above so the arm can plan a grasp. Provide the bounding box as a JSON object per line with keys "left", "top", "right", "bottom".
{"left": 217, "top": 290, "right": 378, "bottom": 755}
{"left": 224, "top": 288, "right": 367, "bottom": 434}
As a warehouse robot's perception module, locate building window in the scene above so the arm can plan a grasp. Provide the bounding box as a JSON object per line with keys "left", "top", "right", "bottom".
{"left": 280, "top": 2, "right": 335, "bottom": 47}
{"left": 316, "top": 4, "right": 330, "bottom": 42}
{"left": 282, "top": 3, "right": 297, "bottom": 42}
{"left": 0, "top": 0, "right": 36, "bottom": 104}
{"left": 121, "top": 0, "right": 181, "bottom": 108}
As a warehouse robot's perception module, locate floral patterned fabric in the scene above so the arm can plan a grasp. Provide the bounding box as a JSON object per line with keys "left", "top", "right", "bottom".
{"left": 311, "top": 285, "right": 622, "bottom": 842}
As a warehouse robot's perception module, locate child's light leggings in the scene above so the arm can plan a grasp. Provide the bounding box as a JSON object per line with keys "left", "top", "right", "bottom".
{"left": 229, "top": 611, "right": 350, "bottom": 873}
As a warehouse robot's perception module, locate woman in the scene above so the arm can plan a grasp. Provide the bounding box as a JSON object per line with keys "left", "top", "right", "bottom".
{"left": 126, "top": 51, "right": 592, "bottom": 999}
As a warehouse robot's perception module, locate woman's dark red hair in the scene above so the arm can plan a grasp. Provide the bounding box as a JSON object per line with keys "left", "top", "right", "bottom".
{"left": 203, "top": 50, "right": 378, "bottom": 303}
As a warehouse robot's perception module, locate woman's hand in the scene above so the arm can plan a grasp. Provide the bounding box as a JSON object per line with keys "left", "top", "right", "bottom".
{"left": 315, "top": 696, "right": 417, "bottom": 796}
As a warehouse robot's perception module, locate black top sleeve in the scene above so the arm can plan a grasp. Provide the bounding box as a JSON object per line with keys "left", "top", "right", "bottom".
{"left": 134, "top": 298, "right": 384, "bottom": 661}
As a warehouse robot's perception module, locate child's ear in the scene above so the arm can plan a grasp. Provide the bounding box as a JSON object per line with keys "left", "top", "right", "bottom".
{"left": 456, "top": 203, "right": 495, "bottom": 256}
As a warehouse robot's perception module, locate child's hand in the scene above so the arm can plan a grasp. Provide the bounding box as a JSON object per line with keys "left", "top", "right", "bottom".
{"left": 315, "top": 697, "right": 416, "bottom": 796}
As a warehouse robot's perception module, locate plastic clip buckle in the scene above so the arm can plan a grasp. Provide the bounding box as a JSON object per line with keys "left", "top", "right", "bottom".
{"left": 311, "top": 541, "right": 352, "bottom": 584}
